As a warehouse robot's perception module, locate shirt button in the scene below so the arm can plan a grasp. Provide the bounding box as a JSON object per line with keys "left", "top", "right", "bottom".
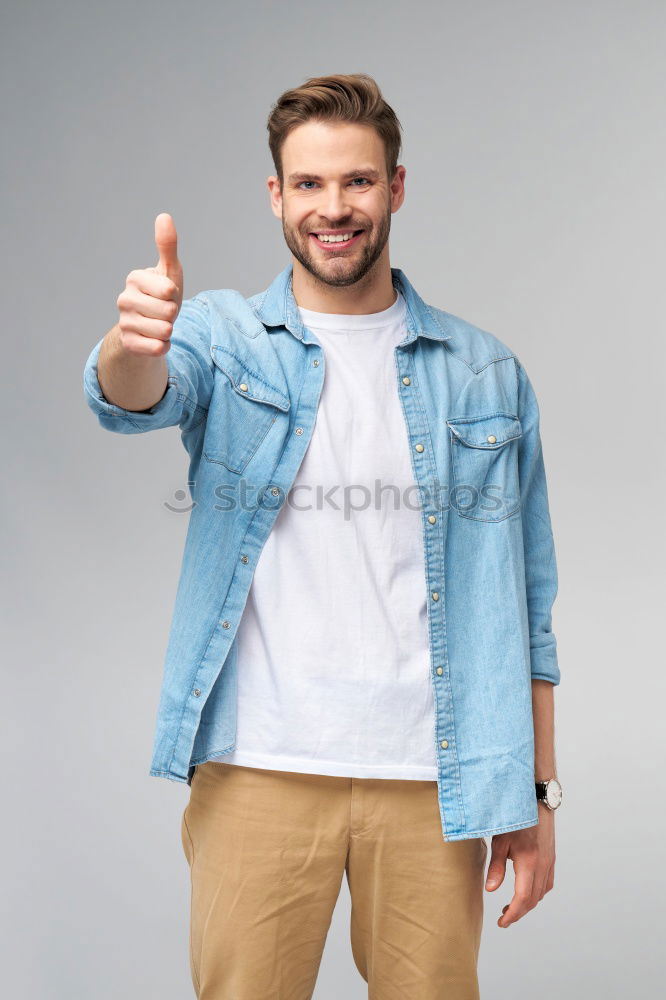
{"left": 222, "top": 620, "right": 231, "bottom": 629}
{"left": 193, "top": 688, "right": 201, "bottom": 697}
{"left": 440, "top": 739, "right": 449, "bottom": 749}
{"left": 428, "top": 515, "right": 436, "bottom": 524}
{"left": 295, "top": 427, "right": 303, "bottom": 435}
{"left": 487, "top": 434, "right": 497, "bottom": 443}
{"left": 402, "top": 376, "right": 411, "bottom": 385}
{"left": 271, "top": 487, "right": 280, "bottom": 496}
{"left": 415, "top": 443, "right": 424, "bottom": 452}
{"left": 436, "top": 666, "right": 443, "bottom": 675}
{"left": 432, "top": 591, "right": 439, "bottom": 601}
{"left": 239, "top": 383, "right": 248, "bottom": 392}
{"left": 240, "top": 554, "right": 249, "bottom": 564}
{"left": 313, "top": 359, "right": 320, "bottom": 367}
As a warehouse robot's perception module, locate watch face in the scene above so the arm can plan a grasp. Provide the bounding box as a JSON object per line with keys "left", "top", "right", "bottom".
{"left": 546, "top": 778, "right": 562, "bottom": 808}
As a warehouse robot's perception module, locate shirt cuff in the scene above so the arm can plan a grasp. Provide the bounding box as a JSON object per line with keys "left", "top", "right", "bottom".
{"left": 82, "top": 336, "right": 182, "bottom": 432}
{"left": 529, "top": 638, "right": 560, "bottom": 685}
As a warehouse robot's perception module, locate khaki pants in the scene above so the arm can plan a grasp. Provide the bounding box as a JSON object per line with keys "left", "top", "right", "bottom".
{"left": 180, "top": 761, "right": 488, "bottom": 999}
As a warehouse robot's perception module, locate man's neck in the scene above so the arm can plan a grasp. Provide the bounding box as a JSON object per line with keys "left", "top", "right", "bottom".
{"left": 291, "top": 256, "right": 397, "bottom": 315}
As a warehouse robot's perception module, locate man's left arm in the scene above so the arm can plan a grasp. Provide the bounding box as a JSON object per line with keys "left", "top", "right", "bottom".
{"left": 485, "top": 358, "right": 560, "bottom": 927}
{"left": 516, "top": 358, "right": 560, "bottom": 686}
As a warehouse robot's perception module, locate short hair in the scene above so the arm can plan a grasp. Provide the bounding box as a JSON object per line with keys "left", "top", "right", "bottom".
{"left": 267, "top": 73, "right": 403, "bottom": 185}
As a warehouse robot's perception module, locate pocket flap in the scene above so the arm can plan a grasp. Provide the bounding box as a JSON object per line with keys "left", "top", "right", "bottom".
{"left": 446, "top": 412, "right": 522, "bottom": 448}
{"left": 211, "top": 345, "right": 291, "bottom": 412}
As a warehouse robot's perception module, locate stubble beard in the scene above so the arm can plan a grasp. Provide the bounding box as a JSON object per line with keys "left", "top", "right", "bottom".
{"left": 282, "top": 204, "right": 392, "bottom": 288}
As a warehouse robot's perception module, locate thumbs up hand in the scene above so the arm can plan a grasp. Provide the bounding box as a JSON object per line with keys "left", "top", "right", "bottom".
{"left": 116, "top": 213, "right": 184, "bottom": 356}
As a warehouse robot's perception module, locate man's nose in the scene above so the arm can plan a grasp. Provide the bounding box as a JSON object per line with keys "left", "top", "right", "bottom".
{"left": 319, "top": 185, "right": 352, "bottom": 222}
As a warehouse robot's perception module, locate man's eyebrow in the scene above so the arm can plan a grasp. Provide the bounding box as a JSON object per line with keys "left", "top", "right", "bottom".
{"left": 287, "top": 168, "right": 381, "bottom": 184}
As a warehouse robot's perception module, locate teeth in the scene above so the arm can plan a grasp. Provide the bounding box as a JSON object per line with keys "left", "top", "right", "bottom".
{"left": 315, "top": 232, "right": 356, "bottom": 243}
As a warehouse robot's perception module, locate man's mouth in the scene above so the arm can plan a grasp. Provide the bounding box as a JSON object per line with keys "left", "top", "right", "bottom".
{"left": 309, "top": 229, "right": 364, "bottom": 250}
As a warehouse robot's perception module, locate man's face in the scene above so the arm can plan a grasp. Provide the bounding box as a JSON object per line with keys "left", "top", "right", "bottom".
{"left": 268, "top": 120, "right": 405, "bottom": 288}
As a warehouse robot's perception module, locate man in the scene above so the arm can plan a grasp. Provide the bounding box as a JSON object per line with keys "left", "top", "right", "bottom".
{"left": 83, "top": 73, "right": 562, "bottom": 999}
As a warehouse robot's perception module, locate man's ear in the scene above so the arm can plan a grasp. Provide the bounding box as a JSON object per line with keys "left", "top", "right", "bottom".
{"left": 390, "top": 165, "right": 406, "bottom": 213}
{"left": 267, "top": 175, "right": 282, "bottom": 220}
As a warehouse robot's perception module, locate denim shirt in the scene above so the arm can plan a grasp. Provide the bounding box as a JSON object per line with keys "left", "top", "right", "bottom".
{"left": 82, "top": 263, "right": 559, "bottom": 842}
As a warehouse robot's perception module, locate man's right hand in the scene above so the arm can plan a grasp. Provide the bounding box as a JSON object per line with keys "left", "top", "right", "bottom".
{"left": 115, "top": 213, "right": 184, "bottom": 357}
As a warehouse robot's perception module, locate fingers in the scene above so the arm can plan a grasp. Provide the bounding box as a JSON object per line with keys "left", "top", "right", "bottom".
{"left": 155, "top": 212, "right": 180, "bottom": 278}
{"left": 487, "top": 829, "right": 556, "bottom": 928}
{"left": 496, "top": 857, "right": 555, "bottom": 927}
{"left": 119, "top": 312, "right": 174, "bottom": 342}
{"left": 498, "top": 859, "right": 536, "bottom": 928}
{"left": 116, "top": 255, "right": 182, "bottom": 354}
{"left": 118, "top": 283, "right": 180, "bottom": 323}
{"left": 125, "top": 267, "right": 180, "bottom": 302}
{"left": 485, "top": 847, "right": 507, "bottom": 890}
{"left": 118, "top": 329, "right": 172, "bottom": 357}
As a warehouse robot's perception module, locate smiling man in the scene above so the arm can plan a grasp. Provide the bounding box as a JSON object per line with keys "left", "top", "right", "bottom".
{"left": 83, "top": 73, "right": 562, "bottom": 999}
{"left": 275, "top": 118, "right": 396, "bottom": 306}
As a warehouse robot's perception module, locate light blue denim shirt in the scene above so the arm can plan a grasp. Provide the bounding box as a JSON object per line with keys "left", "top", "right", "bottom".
{"left": 82, "top": 263, "right": 559, "bottom": 842}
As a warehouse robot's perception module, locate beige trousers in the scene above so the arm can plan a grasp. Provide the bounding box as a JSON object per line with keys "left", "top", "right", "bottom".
{"left": 180, "top": 760, "right": 487, "bottom": 999}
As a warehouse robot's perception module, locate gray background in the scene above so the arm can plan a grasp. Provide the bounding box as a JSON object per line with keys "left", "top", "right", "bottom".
{"left": 2, "top": 0, "right": 664, "bottom": 996}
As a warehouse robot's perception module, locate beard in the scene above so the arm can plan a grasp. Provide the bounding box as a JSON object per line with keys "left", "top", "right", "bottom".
{"left": 281, "top": 203, "right": 391, "bottom": 288}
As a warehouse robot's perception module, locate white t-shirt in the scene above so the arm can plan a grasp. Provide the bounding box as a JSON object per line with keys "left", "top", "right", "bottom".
{"left": 221, "top": 288, "right": 438, "bottom": 779}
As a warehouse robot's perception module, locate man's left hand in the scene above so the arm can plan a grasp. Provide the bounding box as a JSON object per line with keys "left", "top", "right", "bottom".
{"left": 484, "top": 803, "right": 556, "bottom": 928}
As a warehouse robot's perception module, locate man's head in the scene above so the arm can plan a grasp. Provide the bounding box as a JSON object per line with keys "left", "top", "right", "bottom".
{"left": 266, "top": 74, "right": 405, "bottom": 290}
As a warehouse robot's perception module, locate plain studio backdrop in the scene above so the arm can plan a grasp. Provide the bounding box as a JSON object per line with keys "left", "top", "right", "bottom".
{"left": 2, "top": 1, "right": 664, "bottom": 997}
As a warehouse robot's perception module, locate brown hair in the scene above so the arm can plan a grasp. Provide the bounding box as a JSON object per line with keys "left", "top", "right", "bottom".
{"left": 267, "top": 73, "right": 403, "bottom": 186}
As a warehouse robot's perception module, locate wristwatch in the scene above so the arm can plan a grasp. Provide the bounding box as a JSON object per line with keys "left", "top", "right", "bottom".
{"left": 535, "top": 777, "right": 562, "bottom": 810}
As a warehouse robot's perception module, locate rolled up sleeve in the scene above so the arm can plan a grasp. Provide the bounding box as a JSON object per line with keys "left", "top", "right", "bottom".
{"left": 82, "top": 294, "right": 213, "bottom": 434}
{"left": 516, "top": 358, "right": 560, "bottom": 685}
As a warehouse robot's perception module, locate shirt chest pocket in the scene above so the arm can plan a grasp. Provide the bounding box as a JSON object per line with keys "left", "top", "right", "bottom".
{"left": 203, "top": 346, "right": 291, "bottom": 475}
{"left": 446, "top": 412, "right": 523, "bottom": 522}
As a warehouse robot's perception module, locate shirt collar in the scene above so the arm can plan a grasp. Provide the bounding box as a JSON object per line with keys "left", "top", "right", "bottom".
{"left": 250, "top": 262, "right": 452, "bottom": 346}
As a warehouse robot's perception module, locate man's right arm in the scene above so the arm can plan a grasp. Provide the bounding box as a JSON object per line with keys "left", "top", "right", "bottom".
{"left": 82, "top": 213, "right": 214, "bottom": 434}
{"left": 83, "top": 294, "right": 213, "bottom": 434}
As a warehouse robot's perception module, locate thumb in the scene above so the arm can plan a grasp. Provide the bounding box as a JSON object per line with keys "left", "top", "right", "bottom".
{"left": 485, "top": 851, "right": 507, "bottom": 891}
{"left": 154, "top": 212, "right": 181, "bottom": 280}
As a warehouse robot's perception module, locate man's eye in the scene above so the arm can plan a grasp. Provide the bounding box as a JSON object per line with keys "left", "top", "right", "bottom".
{"left": 297, "top": 178, "right": 371, "bottom": 190}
